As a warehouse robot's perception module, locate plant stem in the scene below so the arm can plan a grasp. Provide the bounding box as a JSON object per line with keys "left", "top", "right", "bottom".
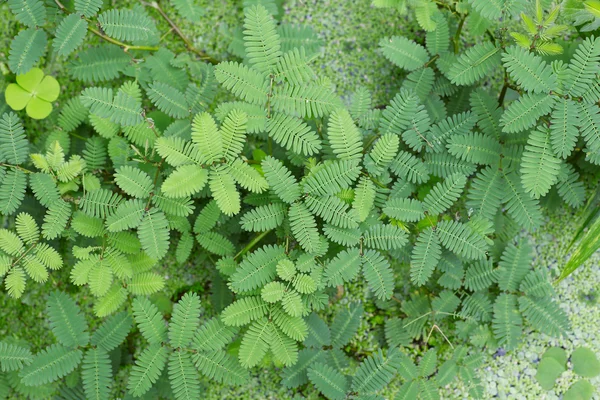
{"left": 235, "top": 230, "right": 272, "bottom": 260}
{"left": 87, "top": 25, "right": 160, "bottom": 52}
{"left": 141, "top": 1, "right": 218, "bottom": 64}
{"left": 453, "top": 16, "right": 466, "bottom": 53}
{"left": 498, "top": 71, "right": 509, "bottom": 106}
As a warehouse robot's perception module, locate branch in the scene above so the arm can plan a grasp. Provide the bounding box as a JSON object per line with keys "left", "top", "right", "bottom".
{"left": 141, "top": 1, "right": 219, "bottom": 64}
{"left": 234, "top": 230, "right": 273, "bottom": 260}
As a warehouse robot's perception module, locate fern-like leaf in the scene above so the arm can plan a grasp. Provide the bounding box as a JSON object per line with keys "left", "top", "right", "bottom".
{"left": 307, "top": 362, "right": 348, "bottom": 400}
{"left": 502, "top": 46, "right": 557, "bottom": 93}
{"left": 137, "top": 208, "right": 170, "bottom": 260}
{"left": 500, "top": 93, "right": 556, "bottom": 133}
{"left": 379, "top": 36, "right": 429, "bottom": 71}
{"left": 19, "top": 344, "right": 82, "bottom": 386}
{"left": 410, "top": 227, "right": 441, "bottom": 286}
{"left": 244, "top": 4, "right": 282, "bottom": 74}
{"left": 449, "top": 42, "right": 500, "bottom": 85}
{"left": 46, "top": 291, "right": 89, "bottom": 348}
{"left": 53, "top": 14, "right": 88, "bottom": 58}
{"left": 520, "top": 127, "right": 560, "bottom": 199}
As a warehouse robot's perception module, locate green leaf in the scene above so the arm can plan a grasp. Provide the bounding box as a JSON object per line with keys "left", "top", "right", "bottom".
{"left": 19, "top": 344, "right": 82, "bottom": 386}
{"left": 0, "top": 342, "right": 33, "bottom": 372}
{"left": 351, "top": 349, "right": 399, "bottom": 394}
{"left": 42, "top": 200, "right": 71, "bottom": 240}
{"left": 271, "top": 83, "right": 343, "bottom": 119}
{"left": 114, "top": 166, "right": 153, "bottom": 199}
{"left": 215, "top": 61, "right": 269, "bottom": 105}
{"left": 192, "top": 317, "right": 238, "bottom": 351}
{"left": 520, "top": 127, "right": 561, "bottom": 199}
{"left": 535, "top": 357, "right": 565, "bottom": 390}
{"left": 196, "top": 231, "right": 235, "bottom": 256}
{"left": 81, "top": 348, "right": 111, "bottom": 400}
{"left": 497, "top": 240, "right": 532, "bottom": 291}
{"left": 362, "top": 249, "right": 394, "bottom": 300}
{"left": 91, "top": 311, "right": 132, "bottom": 352}
{"left": 8, "top": 29, "right": 47, "bottom": 75}
{"left": 243, "top": 4, "right": 282, "bottom": 74}
{"left": 97, "top": 8, "right": 158, "bottom": 43}
{"left": 238, "top": 318, "right": 272, "bottom": 368}
{"left": 270, "top": 326, "right": 298, "bottom": 366}
{"left": 422, "top": 173, "right": 466, "bottom": 215}
{"left": 209, "top": 166, "right": 240, "bottom": 216}
{"left": 502, "top": 172, "right": 543, "bottom": 231}
{"left": 331, "top": 303, "right": 362, "bottom": 347}
{"left": 307, "top": 362, "right": 348, "bottom": 400}
{"left": 563, "top": 380, "right": 594, "bottom": 400}
{"left": 0, "top": 112, "right": 29, "bottom": 164}
{"left": 550, "top": 99, "right": 579, "bottom": 159}
{"left": 105, "top": 199, "right": 145, "bottom": 232}
{"left": 132, "top": 297, "right": 167, "bottom": 345}
{"left": 266, "top": 113, "right": 321, "bottom": 156}
{"left": 162, "top": 165, "right": 208, "bottom": 198}
{"left": 304, "top": 160, "right": 361, "bottom": 196}
{"left": 231, "top": 244, "right": 286, "bottom": 292}
{"left": 449, "top": 42, "right": 501, "bottom": 85}
{"left": 192, "top": 350, "right": 249, "bottom": 385}
{"left": 171, "top": 0, "right": 203, "bottom": 21}
{"left": 262, "top": 156, "right": 301, "bottom": 203}
{"left": 128, "top": 272, "right": 165, "bottom": 295}
{"left": 379, "top": 36, "right": 429, "bottom": 71}
{"left": 502, "top": 46, "right": 557, "bottom": 93}
{"left": 446, "top": 132, "right": 502, "bottom": 165}
{"left": 492, "top": 294, "right": 522, "bottom": 350}
{"left": 327, "top": 108, "right": 363, "bottom": 161}
{"left": 241, "top": 203, "right": 287, "bottom": 232}
{"left": 53, "top": 14, "right": 88, "bottom": 58}
{"left": 324, "top": 248, "right": 362, "bottom": 286}
{"left": 384, "top": 197, "right": 424, "bottom": 222}
{"left": 69, "top": 45, "right": 130, "bottom": 83}
{"left": 363, "top": 224, "right": 408, "bottom": 251}
{"left": 168, "top": 292, "right": 201, "bottom": 348}
{"left": 74, "top": 0, "right": 103, "bottom": 17}
{"left": 500, "top": 93, "right": 556, "bottom": 133}
{"left": 410, "top": 227, "right": 441, "bottom": 286}
{"left": 46, "top": 291, "right": 89, "bottom": 348}
{"left": 127, "top": 344, "right": 168, "bottom": 397}
{"left": 8, "top": 0, "right": 47, "bottom": 27}
{"left": 147, "top": 82, "right": 190, "bottom": 119}
{"left": 138, "top": 208, "right": 170, "bottom": 260}
{"left": 289, "top": 202, "right": 320, "bottom": 254}
{"left": 564, "top": 36, "right": 600, "bottom": 97}
{"left": 390, "top": 150, "right": 430, "bottom": 184}
{"left": 221, "top": 296, "right": 269, "bottom": 326}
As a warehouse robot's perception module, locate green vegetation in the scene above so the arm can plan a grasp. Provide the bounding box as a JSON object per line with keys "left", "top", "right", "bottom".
{"left": 1, "top": 0, "right": 600, "bottom": 398}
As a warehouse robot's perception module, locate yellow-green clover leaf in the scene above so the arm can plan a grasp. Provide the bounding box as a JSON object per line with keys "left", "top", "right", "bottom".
{"left": 5, "top": 68, "right": 60, "bottom": 120}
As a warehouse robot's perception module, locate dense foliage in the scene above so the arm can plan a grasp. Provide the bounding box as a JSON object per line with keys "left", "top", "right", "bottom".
{"left": 0, "top": 0, "right": 599, "bottom": 398}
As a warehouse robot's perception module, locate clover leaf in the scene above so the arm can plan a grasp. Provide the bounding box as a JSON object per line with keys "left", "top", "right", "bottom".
{"left": 5, "top": 68, "right": 60, "bottom": 119}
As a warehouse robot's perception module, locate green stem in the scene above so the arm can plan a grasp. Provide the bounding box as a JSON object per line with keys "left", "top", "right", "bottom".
{"left": 87, "top": 25, "right": 160, "bottom": 52}
{"left": 235, "top": 230, "right": 272, "bottom": 260}
{"left": 453, "top": 16, "right": 466, "bottom": 54}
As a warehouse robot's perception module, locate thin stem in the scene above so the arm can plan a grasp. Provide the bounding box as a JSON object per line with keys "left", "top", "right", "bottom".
{"left": 141, "top": 1, "right": 218, "bottom": 64}
{"left": 234, "top": 230, "right": 273, "bottom": 260}
{"left": 453, "top": 16, "right": 466, "bottom": 54}
{"left": 87, "top": 25, "right": 160, "bottom": 51}
{"left": 0, "top": 163, "right": 34, "bottom": 174}
{"left": 498, "top": 72, "right": 509, "bottom": 106}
